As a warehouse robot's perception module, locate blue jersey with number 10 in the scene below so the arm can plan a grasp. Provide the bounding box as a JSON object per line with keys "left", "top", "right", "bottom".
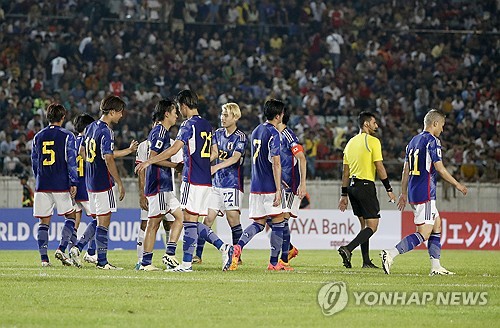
{"left": 250, "top": 122, "right": 281, "bottom": 194}
{"left": 31, "top": 125, "right": 78, "bottom": 192}
{"left": 84, "top": 120, "right": 115, "bottom": 192}
{"left": 405, "top": 131, "right": 442, "bottom": 204}
{"left": 176, "top": 115, "right": 212, "bottom": 186}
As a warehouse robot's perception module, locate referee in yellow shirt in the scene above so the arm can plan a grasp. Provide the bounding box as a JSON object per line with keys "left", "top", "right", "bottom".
{"left": 338, "top": 112, "right": 396, "bottom": 268}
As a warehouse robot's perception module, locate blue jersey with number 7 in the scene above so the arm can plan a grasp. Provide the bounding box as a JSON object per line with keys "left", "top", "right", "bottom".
{"left": 250, "top": 122, "right": 281, "bottom": 194}
{"left": 176, "top": 115, "right": 212, "bottom": 186}
{"left": 405, "top": 131, "right": 442, "bottom": 204}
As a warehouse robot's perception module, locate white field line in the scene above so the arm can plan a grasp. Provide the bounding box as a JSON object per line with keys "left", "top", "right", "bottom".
{"left": 0, "top": 272, "right": 496, "bottom": 288}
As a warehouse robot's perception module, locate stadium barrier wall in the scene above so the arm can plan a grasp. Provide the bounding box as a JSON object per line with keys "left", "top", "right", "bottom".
{"left": 0, "top": 208, "right": 166, "bottom": 250}
{"left": 0, "top": 208, "right": 498, "bottom": 250}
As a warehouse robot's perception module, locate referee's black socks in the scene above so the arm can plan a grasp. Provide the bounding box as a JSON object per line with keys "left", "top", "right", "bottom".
{"left": 346, "top": 227, "right": 374, "bottom": 252}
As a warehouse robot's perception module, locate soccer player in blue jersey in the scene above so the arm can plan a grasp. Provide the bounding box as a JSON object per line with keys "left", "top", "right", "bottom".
{"left": 193, "top": 102, "right": 247, "bottom": 264}
{"left": 275, "top": 107, "right": 307, "bottom": 269}
{"left": 381, "top": 109, "right": 468, "bottom": 275}
{"left": 136, "top": 90, "right": 233, "bottom": 272}
{"left": 68, "top": 113, "right": 97, "bottom": 267}
{"left": 138, "top": 99, "right": 185, "bottom": 271}
{"left": 79, "top": 95, "right": 136, "bottom": 270}
{"left": 230, "top": 99, "right": 291, "bottom": 271}
{"left": 31, "top": 103, "right": 78, "bottom": 267}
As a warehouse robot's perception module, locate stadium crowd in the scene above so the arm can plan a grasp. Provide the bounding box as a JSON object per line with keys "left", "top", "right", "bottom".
{"left": 0, "top": 0, "right": 498, "bottom": 184}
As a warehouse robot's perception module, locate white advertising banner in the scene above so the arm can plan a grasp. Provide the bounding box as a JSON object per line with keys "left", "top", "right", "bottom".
{"left": 215, "top": 209, "right": 402, "bottom": 250}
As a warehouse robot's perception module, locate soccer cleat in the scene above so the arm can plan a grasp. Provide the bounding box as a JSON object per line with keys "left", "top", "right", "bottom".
{"left": 96, "top": 262, "right": 123, "bottom": 270}
{"left": 83, "top": 252, "right": 98, "bottom": 264}
{"left": 162, "top": 254, "right": 180, "bottom": 270}
{"left": 267, "top": 261, "right": 293, "bottom": 271}
{"left": 192, "top": 256, "right": 202, "bottom": 264}
{"left": 380, "top": 250, "right": 393, "bottom": 274}
{"left": 55, "top": 249, "right": 73, "bottom": 266}
{"left": 430, "top": 267, "right": 456, "bottom": 276}
{"left": 69, "top": 246, "right": 82, "bottom": 268}
{"left": 278, "top": 259, "right": 295, "bottom": 271}
{"left": 362, "top": 260, "right": 379, "bottom": 269}
{"left": 165, "top": 264, "right": 193, "bottom": 273}
{"left": 220, "top": 244, "right": 234, "bottom": 271}
{"left": 139, "top": 264, "right": 161, "bottom": 271}
{"left": 41, "top": 261, "right": 52, "bottom": 267}
{"left": 229, "top": 245, "right": 242, "bottom": 271}
{"left": 338, "top": 246, "right": 352, "bottom": 268}
{"left": 288, "top": 246, "right": 299, "bottom": 262}
{"left": 134, "top": 262, "right": 141, "bottom": 271}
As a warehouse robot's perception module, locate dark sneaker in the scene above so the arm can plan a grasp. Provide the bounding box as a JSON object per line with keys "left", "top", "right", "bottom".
{"left": 362, "top": 260, "right": 379, "bottom": 269}
{"left": 338, "top": 246, "right": 352, "bottom": 268}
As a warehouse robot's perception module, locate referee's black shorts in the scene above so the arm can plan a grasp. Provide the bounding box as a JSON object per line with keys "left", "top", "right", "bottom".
{"left": 347, "top": 178, "right": 380, "bottom": 219}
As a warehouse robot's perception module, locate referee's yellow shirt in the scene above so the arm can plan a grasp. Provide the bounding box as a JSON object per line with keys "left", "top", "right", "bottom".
{"left": 343, "top": 132, "right": 383, "bottom": 182}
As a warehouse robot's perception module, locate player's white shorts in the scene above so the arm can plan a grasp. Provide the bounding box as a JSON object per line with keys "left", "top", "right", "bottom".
{"left": 411, "top": 200, "right": 439, "bottom": 226}
{"left": 180, "top": 182, "right": 210, "bottom": 216}
{"left": 88, "top": 187, "right": 117, "bottom": 216}
{"left": 33, "top": 192, "right": 75, "bottom": 218}
{"left": 75, "top": 201, "right": 92, "bottom": 217}
{"left": 249, "top": 193, "right": 283, "bottom": 219}
{"left": 208, "top": 187, "right": 243, "bottom": 215}
{"left": 147, "top": 191, "right": 181, "bottom": 219}
{"left": 282, "top": 190, "right": 301, "bottom": 218}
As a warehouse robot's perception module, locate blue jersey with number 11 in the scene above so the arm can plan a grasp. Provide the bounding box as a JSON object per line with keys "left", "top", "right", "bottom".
{"left": 176, "top": 115, "right": 212, "bottom": 186}
{"left": 405, "top": 131, "right": 442, "bottom": 204}
{"left": 250, "top": 122, "right": 281, "bottom": 194}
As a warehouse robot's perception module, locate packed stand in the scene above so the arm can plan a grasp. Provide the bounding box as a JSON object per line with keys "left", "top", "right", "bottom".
{"left": 0, "top": 0, "right": 498, "bottom": 184}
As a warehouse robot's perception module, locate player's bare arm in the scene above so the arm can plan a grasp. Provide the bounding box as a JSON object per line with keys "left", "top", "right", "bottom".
{"left": 272, "top": 154, "right": 282, "bottom": 207}
{"left": 338, "top": 164, "right": 350, "bottom": 212}
{"left": 294, "top": 150, "right": 307, "bottom": 199}
{"left": 397, "top": 162, "right": 410, "bottom": 211}
{"left": 434, "top": 161, "right": 468, "bottom": 195}
{"left": 210, "top": 143, "right": 218, "bottom": 162}
{"left": 137, "top": 165, "right": 148, "bottom": 211}
{"left": 114, "top": 139, "right": 139, "bottom": 158}
{"left": 104, "top": 153, "right": 125, "bottom": 201}
{"left": 135, "top": 139, "right": 184, "bottom": 173}
{"left": 211, "top": 151, "right": 242, "bottom": 175}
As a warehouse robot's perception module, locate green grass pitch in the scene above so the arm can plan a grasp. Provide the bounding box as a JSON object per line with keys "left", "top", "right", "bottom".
{"left": 0, "top": 249, "right": 498, "bottom": 327}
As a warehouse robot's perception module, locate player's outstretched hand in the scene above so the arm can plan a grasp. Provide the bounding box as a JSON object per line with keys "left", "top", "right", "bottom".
{"left": 70, "top": 186, "right": 77, "bottom": 199}
{"left": 273, "top": 190, "right": 282, "bottom": 207}
{"left": 338, "top": 196, "right": 348, "bottom": 212}
{"left": 118, "top": 181, "right": 125, "bottom": 201}
{"left": 139, "top": 195, "right": 148, "bottom": 211}
{"left": 456, "top": 183, "right": 468, "bottom": 196}
{"left": 135, "top": 161, "right": 149, "bottom": 174}
{"left": 129, "top": 140, "right": 139, "bottom": 152}
{"left": 397, "top": 193, "right": 407, "bottom": 211}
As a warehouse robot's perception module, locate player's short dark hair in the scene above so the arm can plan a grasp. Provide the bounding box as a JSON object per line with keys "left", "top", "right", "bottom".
{"left": 100, "top": 95, "right": 125, "bottom": 114}
{"left": 177, "top": 89, "right": 198, "bottom": 109}
{"left": 282, "top": 105, "right": 290, "bottom": 125}
{"left": 46, "top": 103, "right": 66, "bottom": 123}
{"left": 263, "top": 99, "right": 285, "bottom": 121}
{"left": 358, "top": 111, "right": 376, "bottom": 129}
{"left": 74, "top": 113, "right": 95, "bottom": 133}
{"left": 152, "top": 99, "right": 177, "bottom": 122}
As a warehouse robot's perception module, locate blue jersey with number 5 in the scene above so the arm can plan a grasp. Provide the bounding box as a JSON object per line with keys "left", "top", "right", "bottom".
{"left": 84, "top": 120, "right": 115, "bottom": 192}
{"left": 176, "top": 115, "right": 212, "bottom": 185}
{"left": 250, "top": 122, "right": 281, "bottom": 194}
{"left": 405, "top": 131, "right": 442, "bottom": 204}
{"left": 31, "top": 125, "right": 78, "bottom": 192}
